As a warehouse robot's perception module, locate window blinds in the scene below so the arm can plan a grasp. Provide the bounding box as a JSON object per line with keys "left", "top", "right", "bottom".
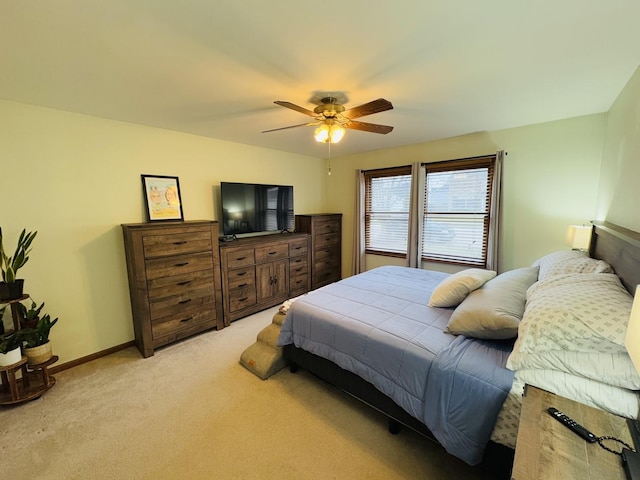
{"left": 364, "top": 167, "right": 412, "bottom": 255}
{"left": 422, "top": 158, "right": 494, "bottom": 265}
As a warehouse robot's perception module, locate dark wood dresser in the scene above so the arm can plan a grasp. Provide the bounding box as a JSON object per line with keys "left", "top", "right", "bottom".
{"left": 219, "top": 233, "right": 311, "bottom": 324}
{"left": 121, "top": 221, "right": 224, "bottom": 357}
{"left": 295, "top": 214, "right": 342, "bottom": 290}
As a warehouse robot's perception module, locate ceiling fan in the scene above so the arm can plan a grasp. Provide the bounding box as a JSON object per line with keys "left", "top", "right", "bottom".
{"left": 262, "top": 97, "right": 394, "bottom": 143}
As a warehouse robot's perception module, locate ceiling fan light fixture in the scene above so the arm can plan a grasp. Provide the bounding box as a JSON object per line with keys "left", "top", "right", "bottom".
{"left": 314, "top": 122, "right": 345, "bottom": 144}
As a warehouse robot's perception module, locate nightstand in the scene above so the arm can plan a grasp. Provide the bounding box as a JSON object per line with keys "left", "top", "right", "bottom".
{"left": 512, "top": 384, "right": 633, "bottom": 479}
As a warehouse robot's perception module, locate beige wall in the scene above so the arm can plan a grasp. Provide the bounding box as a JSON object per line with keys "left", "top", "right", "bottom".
{"left": 4, "top": 62, "right": 638, "bottom": 366}
{"left": 597, "top": 65, "right": 640, "bottom": 232}
{"left": 0, "top": 99, "right": 326, "bottom": 364}
{"left": 326, "top": 114, "right": 606, "bottom": 276}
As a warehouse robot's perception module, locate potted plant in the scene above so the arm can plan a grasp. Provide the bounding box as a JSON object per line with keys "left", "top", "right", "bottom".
{"left": 16, "top": 299, "right": 45, "bottom": 329}
{"left": 21, "top": 313, "right": 58, "bottom": 366}
{"left": 0, "top": 305, "right": 5, "bottom": 335}
{"left": 0, "top": 331, "right": 23, "bottom": 367}
{"left": 0, "top": 228, "right": 37, "bottom": 301}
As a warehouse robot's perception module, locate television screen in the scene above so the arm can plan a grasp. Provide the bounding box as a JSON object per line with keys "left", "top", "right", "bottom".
{"left": 220, "top": 182, "right": 294, "bottom": 236}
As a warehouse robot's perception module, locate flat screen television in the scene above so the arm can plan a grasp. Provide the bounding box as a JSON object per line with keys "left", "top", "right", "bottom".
{"left": 220, "top": 182, "right": 294, "bottom": 236}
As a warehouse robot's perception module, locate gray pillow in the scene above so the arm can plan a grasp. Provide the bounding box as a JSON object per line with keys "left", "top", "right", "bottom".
{"left": 445, "top": 266, "right": 540, "bottom": 339}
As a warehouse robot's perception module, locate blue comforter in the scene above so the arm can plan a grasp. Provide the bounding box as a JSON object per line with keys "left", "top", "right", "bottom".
{"left": 277, "top": 266, "right": 514, "bottom": 465}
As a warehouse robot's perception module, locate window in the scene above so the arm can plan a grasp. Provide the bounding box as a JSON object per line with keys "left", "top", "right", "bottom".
{"left": 422, "top": 157, "right": 495, "bottom": 266}
{"left": 362, "top": 156, "right": 496, "bottom": 266}
{"left": 364, "top": 166, "right": 412, "bottom": 255}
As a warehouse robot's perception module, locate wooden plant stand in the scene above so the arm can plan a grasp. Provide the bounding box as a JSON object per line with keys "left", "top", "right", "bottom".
{"left": 1, "top": 294, "right": 58, "bottom": 406}
{"left": 0, "top": 355, "right": 58, "bottom": 406}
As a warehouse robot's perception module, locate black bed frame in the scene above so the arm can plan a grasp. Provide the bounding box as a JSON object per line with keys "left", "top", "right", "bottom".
{"left": 284, "top": 221, "right": 640, "bottom": 480}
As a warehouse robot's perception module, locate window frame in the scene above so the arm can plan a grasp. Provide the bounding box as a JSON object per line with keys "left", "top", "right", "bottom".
{"left": 363, "top": 165, "right": 412, "bottom": 258}
{"left": 421, "top": 156, "right": 495, "bottom": 267}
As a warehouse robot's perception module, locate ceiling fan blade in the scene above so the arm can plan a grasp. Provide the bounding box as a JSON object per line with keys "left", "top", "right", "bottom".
{"left": 262, "top": 122, "right": 314, "bottom": 133}
{"left": 345, "top": 120, "right": 394, "bottom": 134}
{"left": 274, "top": 101, "right": 316, "bottom": 117}
{"left": 342, "top": 98, "right": 393, "bottom": 119}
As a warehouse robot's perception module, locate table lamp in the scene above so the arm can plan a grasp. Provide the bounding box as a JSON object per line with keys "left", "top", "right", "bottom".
{"left": 566, "top": 225, "right": 592, "bottom": 251}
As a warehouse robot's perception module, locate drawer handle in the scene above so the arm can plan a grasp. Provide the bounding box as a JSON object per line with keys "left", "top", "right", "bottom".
{"left": 177, "top": 281, "right": 191, "bottom": 286}
{"left": 180, "top": 316, "right": 193, "bottom": 323}
{"left": 238, "top": 297, "right": 249, "bottom": 302}
{"left": 268, "top": 251, "right": 278, "bottom": 255}
{"left": 295, "top": 267, "right": 303, "bottom": 272}
{"left": 175, "top": 262, "right": 189, "bottom": 267}
{"left": 236, "top": 256, "right": 246, "bottom": 261}
{"left": 178, "top": 298, "right": 192, "bottom": 305}
{"left": 293, "top": 246, "right": 301, "bottom": 250}
{"left": 236, "top": 271, "right": 247, "bottom": 277}
{"left": 237, "top": 283, "right": 247, "bottom": 288}
{"left": 173, "top": 241, "right": 188, "bottom": 245}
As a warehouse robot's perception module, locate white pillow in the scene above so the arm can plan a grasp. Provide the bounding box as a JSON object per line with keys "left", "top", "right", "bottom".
{"left": 428, "top": 268, "right": 496, "bottom": 308}
{"left": 532, "top": 250, "right": 613, "bottom": 281}
{"left": 513, "top": 273, "right": 632, "bottom": 356}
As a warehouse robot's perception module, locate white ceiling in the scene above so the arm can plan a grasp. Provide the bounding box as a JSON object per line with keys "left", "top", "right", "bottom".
{"left": 2, "top": 1, "right": 639, "bottom": 159}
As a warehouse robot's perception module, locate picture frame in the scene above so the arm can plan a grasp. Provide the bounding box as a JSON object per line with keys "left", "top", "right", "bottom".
{"left": 141, "top": 174, "right": 184, "bottom": 222}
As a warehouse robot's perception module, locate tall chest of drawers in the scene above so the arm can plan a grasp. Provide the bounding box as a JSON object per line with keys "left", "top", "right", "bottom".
{"left": 121, "top": 221, "right": 224, "bottom": 357}
{"left": 295, "top": 214, "right": 342, "bottom": 290}
{"left": 219, "top": 233, "right": 310, "bottom": 324}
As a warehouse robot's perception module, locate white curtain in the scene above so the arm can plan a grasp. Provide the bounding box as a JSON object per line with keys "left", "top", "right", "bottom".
{"left": 406, "top": 162, "right": 425, "bottom": 268}
{"left": 352, "top": 169, "right": 366, "bottom": 275}
{"left": 486, "top": 150, "right": 504, "bottom": 272}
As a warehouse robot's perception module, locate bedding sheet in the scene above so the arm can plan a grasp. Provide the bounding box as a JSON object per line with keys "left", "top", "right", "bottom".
{"left": 277, "top": 266, "right": 515, "bottom": 465}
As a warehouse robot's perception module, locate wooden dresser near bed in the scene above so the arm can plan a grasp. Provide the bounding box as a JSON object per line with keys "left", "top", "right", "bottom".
{"left": 219, "top": 233, "right": 311, "bottom": 324}
{"left": 121, "top": 221, "right": 224, "bottom": 357}
{"left": 295, "top": 213, "right": 342, "bottom": 290}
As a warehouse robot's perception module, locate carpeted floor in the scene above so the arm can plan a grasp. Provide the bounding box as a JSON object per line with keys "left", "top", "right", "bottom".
{"left": 1, "top": 307, "right": 497, "bottom": 479}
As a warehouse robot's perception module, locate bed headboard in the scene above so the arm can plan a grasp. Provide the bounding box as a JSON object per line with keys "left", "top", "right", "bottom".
{"left": 590, "top": 221, "right": 640, "bottom": 295}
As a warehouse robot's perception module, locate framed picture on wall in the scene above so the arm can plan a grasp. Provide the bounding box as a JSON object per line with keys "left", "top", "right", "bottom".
{"left": 141, "top": 174, "right": 184, "bottom": 221}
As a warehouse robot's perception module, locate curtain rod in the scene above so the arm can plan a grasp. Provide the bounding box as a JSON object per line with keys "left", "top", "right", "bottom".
{"left": 420, "top": 151, "right": 507, "bottom": 167}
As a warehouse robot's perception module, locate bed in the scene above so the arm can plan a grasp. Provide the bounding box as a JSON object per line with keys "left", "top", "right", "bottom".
{"left": 276, "top": 221, "right": 640, "bottom": 478}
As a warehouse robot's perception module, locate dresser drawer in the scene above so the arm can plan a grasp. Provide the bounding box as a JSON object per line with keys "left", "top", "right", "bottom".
{"left": 255, "top": 243, "right": 288, "bottom": 263}
{"left": 229, "top": 287, "right": 257, "bottom": 312}
{"left": 314, "top": 268, "right": 340, "bottom": 286}
{"left": 145, "top": 252, "right": 213, "bottom": 280}
{"left": 151, "top": 305, "right": 217, "bottom": 339}
{"left": 314, "top": 219, "right": 340, "bottom": 235}
{"left": 223, "top": 247, "right": 255, "bottom": 269}
{"left": 227, "top": 266, "right": 256, "bottom": 290}
{"left": 289, "top": 238, "right": 308, "bottom": 257}
{"left": 147, "top": 269, "right": 214, "bottom": 300}
{"left": 289, "top": 257, "right": 308, "bottom": 276}
{"left": 290, "top": 273, "right": 309, "bottom": 292}
{"left": 143, "top": 231, "right": 212, "bottom": 258}
{"left": 149, "top": 287, "right": 215, "bottom": 320}
{"left": 315, "top": 256, "right": 340, "bottom": 274}
{"left": 315, "top": 244, "right": 340, "bottom": 260}
{"left": 315, "top": 232, "right": 340, "bottom": 249}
